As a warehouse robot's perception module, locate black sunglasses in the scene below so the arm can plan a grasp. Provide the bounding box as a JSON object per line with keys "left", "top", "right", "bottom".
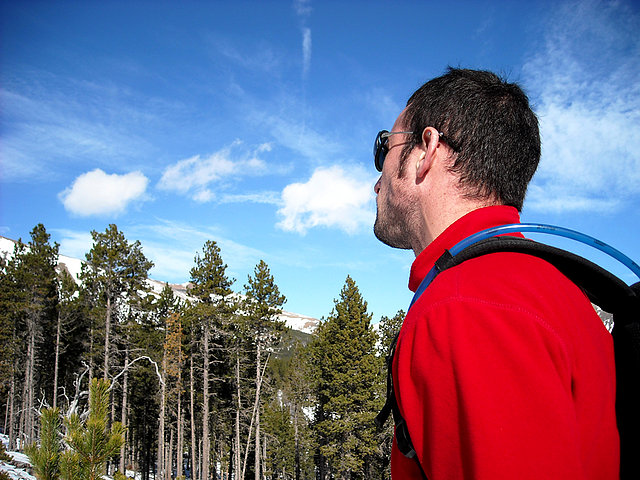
{"left": 374, "top": 129, "right": 459, "bottom": 172}
{"left": 373, "top": 130, "right": 413, "bottom": 172}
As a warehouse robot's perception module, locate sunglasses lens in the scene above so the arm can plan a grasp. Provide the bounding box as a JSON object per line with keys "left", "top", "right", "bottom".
{"left": 374, "top": 131, "right": 388, "bottom": 172}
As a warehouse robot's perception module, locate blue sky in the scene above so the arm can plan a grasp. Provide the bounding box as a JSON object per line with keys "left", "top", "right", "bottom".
{"left": 1, "top": 0, "right": 639, "bottom": 322}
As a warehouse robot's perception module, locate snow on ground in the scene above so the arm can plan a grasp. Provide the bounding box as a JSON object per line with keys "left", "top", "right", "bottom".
{"left": 0, "top": 461, "right": 35, "bottom": 480}
{"left": 0, "top": 436, "right": 35, "bottom": 480}
{"left": 4, "top": 452, "right": 29, "bottom": 466}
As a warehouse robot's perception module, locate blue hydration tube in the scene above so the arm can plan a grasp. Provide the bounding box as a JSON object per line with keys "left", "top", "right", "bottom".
{"left": 410, "top": 223, "right": 640, "bottom": 309}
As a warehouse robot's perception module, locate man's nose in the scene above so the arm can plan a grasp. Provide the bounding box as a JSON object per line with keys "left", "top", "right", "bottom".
{"left": 374, "top": 177, "right": 381, "bottom": 194}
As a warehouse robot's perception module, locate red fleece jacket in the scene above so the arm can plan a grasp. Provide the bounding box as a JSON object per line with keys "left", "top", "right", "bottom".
{"left": 391, "top": 206, "right": 619, "bottom": 479}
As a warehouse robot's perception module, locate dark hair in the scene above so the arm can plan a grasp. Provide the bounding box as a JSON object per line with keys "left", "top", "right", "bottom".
{"left": 402, "top": 67, "right": 540, "bottom": 211}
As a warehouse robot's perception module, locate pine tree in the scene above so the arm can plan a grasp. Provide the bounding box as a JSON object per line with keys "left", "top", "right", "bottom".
{"left": 377, "top": 310, "right": 404, "bottom": 357}
{"left": 0, "top": 252, "right": 22, "bottom": 450}
{"left": 310, "top": 276, "right": 380, "bottom": 480}
{"left": 188, "top": 240, "right": 234, "bottom": 480}
{"left": 80, "top": 224, "right": 153, "bottom": 381}
{"left": 125, "top": 283, "right": 169, "bottom": 480}
{"left": 61, "top": 378, "right": 125, "bottom": 480}
{"left": 52, "top": 269, "right": 80, "bottom": 409}
{"left": 242, "top": 260, "right": 287, "bottom": 480}
{"left": 5, "top": 225, "right": 60, "bottom": 445}
{"left": 280, "top": 343, "right": 316, "bottom": 480}
{"left": 25, "top": 407, "right": 63, "bottom": 480}
{"left": 158, "top": 305, "right": 184, "bottom": 480}
{"left": 262, "top": 399, "right": 295, "bottom": 479}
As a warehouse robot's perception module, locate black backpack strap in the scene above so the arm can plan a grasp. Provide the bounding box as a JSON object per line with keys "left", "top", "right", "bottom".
{"left": 375, "top": 332, "right": 419, "bottom": 460}
{"left": 375, "top": 332, "right": 427, "bottom": 478}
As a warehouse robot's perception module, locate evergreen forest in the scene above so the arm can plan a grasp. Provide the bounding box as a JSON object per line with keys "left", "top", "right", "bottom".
{"left": 0, "top": 223, "right": 405, "bottom": 480}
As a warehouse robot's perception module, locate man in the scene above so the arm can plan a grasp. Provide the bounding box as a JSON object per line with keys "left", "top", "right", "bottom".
{"left": 374, "top": 68, "right": 619, "bottom": 479}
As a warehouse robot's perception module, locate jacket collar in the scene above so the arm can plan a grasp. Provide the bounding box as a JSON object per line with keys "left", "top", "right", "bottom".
{"left": 409, "top": 205, "right": 521, "bottom": 292}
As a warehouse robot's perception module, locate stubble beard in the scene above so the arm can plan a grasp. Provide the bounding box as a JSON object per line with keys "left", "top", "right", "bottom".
{"left": 373, "top": 199, "right": 414, "bottom": 250}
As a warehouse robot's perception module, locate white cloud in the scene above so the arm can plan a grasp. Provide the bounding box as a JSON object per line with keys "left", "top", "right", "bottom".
{"left": 157, "top": 141, "right": 268, "bottom": 201}
{"left": 277, "top": 165, "right": 376, "bottom": 234}
{"left": 523, "top": 0, "right": 640, "bottom": 213}
{"left": 59, "top": 169, "right": 149, "bottom": 217}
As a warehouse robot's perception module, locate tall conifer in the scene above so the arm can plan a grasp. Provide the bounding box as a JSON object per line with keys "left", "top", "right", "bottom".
{"left": 188, "top": 240, "right": 234, "bottom": 480}
{"left": 243, "top": 260, "right": 287, "bottom": 480}
{"left": 311, "top": 276, "right": 379, "bottom": 480}
{"left": 9, "top": 225, "right": 60, "bottom": 443}
{"left": 80, "top": 224, "right": 153, "bottom": 381}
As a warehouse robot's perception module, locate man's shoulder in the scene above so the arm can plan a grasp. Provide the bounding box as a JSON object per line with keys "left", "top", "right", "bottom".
{"left": 432, "top": 249, "right": 575, "bottom": 297}
{"left": 412, "top": 249, "right": 600, "bottom": 329}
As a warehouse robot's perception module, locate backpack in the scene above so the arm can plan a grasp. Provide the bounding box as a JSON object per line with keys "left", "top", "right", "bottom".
{"left": 375, "top": 223, "right": 640, "bottom": 479}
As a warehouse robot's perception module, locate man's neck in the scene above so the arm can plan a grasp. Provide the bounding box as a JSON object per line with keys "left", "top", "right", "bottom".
{"left": 412, "top": 197, "right": 500, "bottom": 256}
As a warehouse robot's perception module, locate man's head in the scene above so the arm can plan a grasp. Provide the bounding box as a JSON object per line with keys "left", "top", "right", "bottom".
{"left": 373, "top": 67, "right": 540, "bottom": 252}
{"left": 400, "top": 67, "right": 540, "bottom": 210}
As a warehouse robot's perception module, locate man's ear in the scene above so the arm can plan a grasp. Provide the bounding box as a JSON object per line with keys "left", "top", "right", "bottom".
{"left": 416, "top": 127, "right": 440, "bottom": 178}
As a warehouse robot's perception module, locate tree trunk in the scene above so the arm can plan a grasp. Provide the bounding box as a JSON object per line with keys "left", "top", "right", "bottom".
{"left": 254, "top": 344, "right": 261, "bottom": 480}
{"left": 103, "top": 296, "right": 112, "bottom": 469}
{"left": 104, "top": 296, "right": 112, "bottom": 380}
{"left": 235, "top": 355, "right": 241, "bottom": 479}
{"left": 158, "top": 350, "right": 166, "bottom": 479}
{"left": 167, "top": 427, "right": 174, "bottom": 480}
{"left": 263, "top": 434, "right": 267, "bottom": 480}
{"left": 202, "top": 324, "right": 210, "bottom": 480}
{"left": 22, "top": 317, "right": 36, "bottom": 444}
{"left": 177, "top": 369, "right": 183, "bottom": 479}
{"left": 89, "top": 324, "right": 95, "bottom": 381}
{"left": 190, "top": 352, "right": 197, "bottom": 480}
{"left": 7, "top": 370, "right": 16, "bottom": 450}
{"left": 243, "top": 350, "right": 269, "bottom": 480}
{"left": 294, "top": 405, "right": 300, "bottom": 480}
{"left": 3, "top": 392, "right": 8, "bottom": 440}
{"left": 53, "top": 310, "right": 62, "bottom": 409}
{"left": 119, "top": 346, "right": 130, "bottom": 473}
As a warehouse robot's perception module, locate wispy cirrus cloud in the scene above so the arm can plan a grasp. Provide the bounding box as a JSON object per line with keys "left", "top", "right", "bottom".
{"left": 214, "top": 39, "right": 283, "bottom": 74}
{"left": 56, "top": 218, "right": 270, "bottom": 284}
{"left": 294, "top": 0, "right": 312, "bottom": 78}
{"left": 59, "top": 169, "right": 149, "bottom": 217}
{"left": 0, "top": 77, "right": 156, "bottom": 181}
{"left": 127, "top": 219, "right": 268, "bottom": 283}
{"left": 157, "top": 141, "right": 271, "bottom": 202}
{"left": 54, "top": 229, "right": 94, "bottom": 261}
{"left": 220, "top": 192, "right": 281, "bottom": 205}
{"left": 277, "top": 164, "right": 376, "bottom": 235}
{"left": 523, "top": 0, "right": 640, "bottom": 213}
{"left": 302, "top": 27, "right": 312, "bottom": 78}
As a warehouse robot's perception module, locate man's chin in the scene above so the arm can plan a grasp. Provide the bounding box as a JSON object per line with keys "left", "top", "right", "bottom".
{"left": 374, "top": 219, "right": 411, "bottom": 250}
